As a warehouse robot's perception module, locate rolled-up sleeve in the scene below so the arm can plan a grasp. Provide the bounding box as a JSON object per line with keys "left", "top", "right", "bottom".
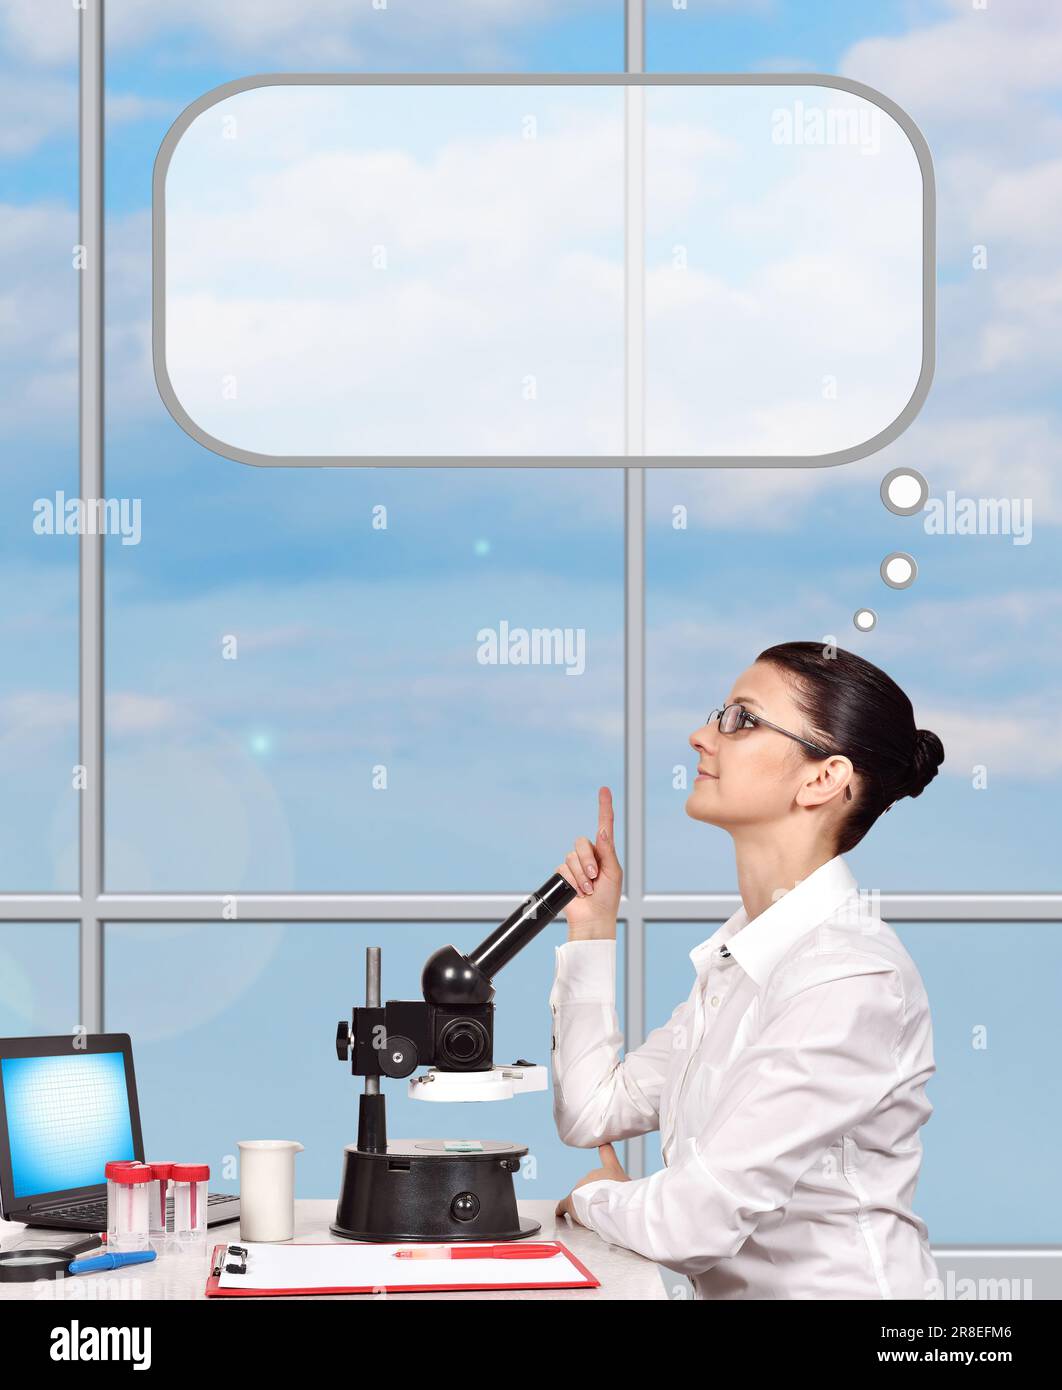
{"left": 569, "top": 961, "right": 906, "bottom": 1278}
{"left": 550, "top": 939, "right": 690, "bottom": 1149}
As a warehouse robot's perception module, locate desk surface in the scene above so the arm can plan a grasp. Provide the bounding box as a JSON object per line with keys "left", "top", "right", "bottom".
{"left": 0, "top": 1199, "right": 667, "bottom": 1301}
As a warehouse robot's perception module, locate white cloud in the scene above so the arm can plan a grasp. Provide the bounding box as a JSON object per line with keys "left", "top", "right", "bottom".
{"left": 158, "top": 83, "right": 923, "bottom": 460}
{"left": 1, "top": 0, "right": 609, "bottom": 70}
{"left": 953, "top": 158, "right": 1062, "bottom": 382}
{"left": 976, "top": 270, "right": 1062, "bottom": 375}
{"left": 163, "top": 88, "right": 628, "bottom": 457}
{"left": 980, "top": 157, "right": 1062, "bottom": 250}
{"left": 877, "top": 412, "right": 1062, "bottom": 525}
{"left": 0, "top": 201, "right": 78, "bottom": 436}
{"left": 0, "top": 75, "right": 76, "bottom": 155}
{"left": 0, "top": 0, "right": 612, "bottom": 171}
{"left": 107, "top": 693, "right": 184, "bottom": 734}
{"left": 103, "top": 568, "right": 623, "bottom": 748}
{"left": 0, "top": 80, "right": 185, "bottom": 170}
{"left": 828, "top": 4, "right": 1062, "bottom": 539}
{"left": 105, "top": 91, "right": 175, "bottom": 125}
{"left": 841, "top": 3, "right": 1062, "bottom": 275}
{"left": 842, "top": 0, "right": 1062, "bottom": 120}
{"left": 0, "top": 0, "right": 77, "bottom": 66}
{"left": 232, "top": 624, "right": 319, "bottom": 654}
{"left": 642, "top": 585, "right": 1062, "bottom": 781}
{"left": 918, "top": 704, "right": 1062, "bottom": 779}
{"left": 0, "top": 76, "right": 168, "bottom": 157}
{"left": 0, "top": 691, "right": 76, "bottom": 745}
{"left": 4, "top": 0, "right": 1059, "bottom": 529}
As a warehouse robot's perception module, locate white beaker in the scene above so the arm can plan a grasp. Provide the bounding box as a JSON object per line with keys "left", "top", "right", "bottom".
{"left": 237, "top": 1140, "right": 304, "bottom": 1242}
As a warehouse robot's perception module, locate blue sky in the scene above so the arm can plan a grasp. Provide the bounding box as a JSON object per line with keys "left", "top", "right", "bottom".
{"left": 2, "top": 0, "right": 1060, "bottom": 1232}
{"left": 3, "top": 0, "right": 1059, "bottom": 895}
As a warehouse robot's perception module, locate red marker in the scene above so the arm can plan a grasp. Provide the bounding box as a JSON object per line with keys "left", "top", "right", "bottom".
{"left": 393, "top": 1243, "right": 560, "bottom": 1260}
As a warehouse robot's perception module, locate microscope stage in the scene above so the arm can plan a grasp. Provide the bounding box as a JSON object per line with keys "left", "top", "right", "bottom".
{"left": 408, "top": 1062, "right": 547, "bottom": 1102}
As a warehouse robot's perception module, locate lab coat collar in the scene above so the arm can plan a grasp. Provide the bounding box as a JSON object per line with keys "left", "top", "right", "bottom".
{"left": 689, "top": 854, "right": 860, "bottom": 989}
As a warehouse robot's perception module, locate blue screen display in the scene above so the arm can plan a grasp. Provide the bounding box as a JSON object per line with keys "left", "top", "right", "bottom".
{"left": 2, "top": 1052, "right": 136, "bottom": 1197}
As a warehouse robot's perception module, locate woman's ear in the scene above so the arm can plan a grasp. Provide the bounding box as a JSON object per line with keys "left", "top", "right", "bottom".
{"left": 796, "top": 755, "right": 854, "bottom": 809}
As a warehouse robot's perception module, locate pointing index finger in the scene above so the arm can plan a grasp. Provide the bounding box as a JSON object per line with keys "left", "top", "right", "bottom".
{"left": 597, "top": 785, "right": 614, "bottom": 845}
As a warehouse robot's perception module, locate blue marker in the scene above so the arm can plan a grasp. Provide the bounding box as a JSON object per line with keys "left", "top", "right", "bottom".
{"left": 67, "top": 1251, "right": 157, "bottom": 1276}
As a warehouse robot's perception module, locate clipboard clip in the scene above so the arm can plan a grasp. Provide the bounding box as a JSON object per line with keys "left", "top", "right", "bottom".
{"left": 212, "top": 1243, "right": 249, "bottom": 1277}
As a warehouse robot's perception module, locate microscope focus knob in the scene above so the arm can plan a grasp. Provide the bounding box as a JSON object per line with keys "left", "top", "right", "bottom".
{"left": 377, "top": 1035, "right": 417, "bottom": 1078}
{"left": 335, "top": 1020, "right": 351, "bottom": 1061}
{"left": 450, "top": 1192, "right": 481, "bottom": 1222}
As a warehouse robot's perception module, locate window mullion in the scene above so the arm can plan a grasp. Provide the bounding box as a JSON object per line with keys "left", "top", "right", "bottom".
{"left": 79, "top": 0, "right": 105, "bottom": 1032}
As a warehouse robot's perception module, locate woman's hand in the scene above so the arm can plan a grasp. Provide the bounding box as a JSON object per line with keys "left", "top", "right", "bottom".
{"left": 555, "top": 1143, "right": 631, "bottom": 1226}
{"left": 555, "top": 786, "right": 623, "bottom": 940}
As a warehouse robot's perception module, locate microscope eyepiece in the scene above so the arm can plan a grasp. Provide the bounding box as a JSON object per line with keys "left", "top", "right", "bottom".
{"left": 467, "top": 872, "right": 576, "bottom": 980}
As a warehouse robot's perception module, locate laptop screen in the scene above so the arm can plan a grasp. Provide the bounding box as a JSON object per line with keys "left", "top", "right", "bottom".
{"left": 0, "top": 1051, "right": 137, "bottom": 1199}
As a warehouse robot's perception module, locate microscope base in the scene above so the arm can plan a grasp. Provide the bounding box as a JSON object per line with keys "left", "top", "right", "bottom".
{"left": 330, "top": 1139, "right": 543, "bottom": 1243}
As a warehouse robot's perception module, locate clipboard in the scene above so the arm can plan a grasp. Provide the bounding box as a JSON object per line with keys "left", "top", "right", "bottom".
{"left": 205, "top": 1240, "right": 600, "bottom": 1297}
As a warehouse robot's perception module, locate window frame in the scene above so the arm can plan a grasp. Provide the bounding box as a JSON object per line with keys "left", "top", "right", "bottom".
{"left": 0, "top": 0, "right": 1058, "bottom": 1204}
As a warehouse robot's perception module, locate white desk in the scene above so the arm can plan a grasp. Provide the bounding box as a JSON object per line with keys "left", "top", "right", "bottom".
{"left": 0, "top": 1199, "right": 667, "bottom": 1301}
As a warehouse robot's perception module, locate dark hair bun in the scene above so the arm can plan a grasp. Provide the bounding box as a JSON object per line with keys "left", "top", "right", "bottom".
{"left": 906, "top": 728, "right": 944, "bottom": 798}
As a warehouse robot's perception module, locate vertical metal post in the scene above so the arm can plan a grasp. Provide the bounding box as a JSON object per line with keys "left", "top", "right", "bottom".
{"left": 78, "top": 0, "right": 105, "bottom": 1031}
{"left": 624, "top": 0, "right": 647, "bottom": 1180}
{"left": 364, "top": 946, "right": 381, "bottom": 1096}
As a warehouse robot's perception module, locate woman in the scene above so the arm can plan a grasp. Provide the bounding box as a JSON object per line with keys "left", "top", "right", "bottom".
{"left": 551, "top": 641, "right": 944, "bottom": 1300}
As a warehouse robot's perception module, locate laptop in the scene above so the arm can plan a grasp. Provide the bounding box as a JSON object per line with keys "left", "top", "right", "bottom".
{"left": 0, "top": 1033, "right": 239, "bottom": 1232}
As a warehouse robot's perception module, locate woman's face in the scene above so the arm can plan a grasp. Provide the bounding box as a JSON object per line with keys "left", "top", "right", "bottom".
{"left": 685, "top": 660, "right": 826, "bottom": 833}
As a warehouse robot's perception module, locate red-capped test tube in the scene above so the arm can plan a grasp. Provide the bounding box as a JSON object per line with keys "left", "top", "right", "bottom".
{"left": 147, "top": 1161, "right": 174, "bottom": 1251}
{"left": 170, "top": 1163, "right": 210, "bottom": 1256}
{"left": 107, "top": 1162, "right": 153, "bottom": 1252}
{"left": 104, "top": 1159, "right": 138, "bottom": 1219}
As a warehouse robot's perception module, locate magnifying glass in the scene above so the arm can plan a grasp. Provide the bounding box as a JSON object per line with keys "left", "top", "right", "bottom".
{"left": 0, "top": 1236, "right": 105, "bottom": 1284}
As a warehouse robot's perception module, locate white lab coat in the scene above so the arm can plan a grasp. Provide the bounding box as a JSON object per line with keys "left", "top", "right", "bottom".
{"left": 550, "top": 853, "right": 941, "bottom": 1299}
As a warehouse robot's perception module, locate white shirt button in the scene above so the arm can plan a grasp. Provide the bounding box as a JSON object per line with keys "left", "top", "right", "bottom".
{"left": 710, "top": 995, "right": 720, "bottom": 1007}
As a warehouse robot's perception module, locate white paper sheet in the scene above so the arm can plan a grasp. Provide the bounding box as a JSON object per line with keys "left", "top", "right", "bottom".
{"left": 214, "top": 1240, "right": 594, "bottom": 1292}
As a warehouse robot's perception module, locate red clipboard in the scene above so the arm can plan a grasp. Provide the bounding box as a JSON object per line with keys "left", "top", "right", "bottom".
{"left": 205, "top": 1240, "right": 600, "bottom": 1297}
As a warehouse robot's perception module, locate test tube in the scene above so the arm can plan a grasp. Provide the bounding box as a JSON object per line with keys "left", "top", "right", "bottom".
{"left": 104, "top": 1159, "right": 137, "bottom": 1222}
{"left": 147, "top": 1161, "right": 174, "bottom": 1252}
{"left": 170, "top": 1163, "right": 210, "bottom": 1256}
{"left": 107, "top": 1163, "right": 152, "bottom": 1253}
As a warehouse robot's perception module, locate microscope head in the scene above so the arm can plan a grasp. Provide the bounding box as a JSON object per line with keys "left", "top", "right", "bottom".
{"left": 335, "top": 873, "right": 576, "bottom": 1089}
{"left": 420, "top": 943, "right": 493, "bottom": 1009}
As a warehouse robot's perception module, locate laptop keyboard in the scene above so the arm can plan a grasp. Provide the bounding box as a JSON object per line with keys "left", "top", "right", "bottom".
{"left": 42, "top": 1199, "right": 107, "bottom": 1222}
{"left": 36, "top": 1192, "right": 234, "bottom": 1223}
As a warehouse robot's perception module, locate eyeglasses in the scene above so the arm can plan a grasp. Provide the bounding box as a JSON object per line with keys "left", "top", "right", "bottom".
{"left": 705, "top": 704, "right": 853, "bottom": 801}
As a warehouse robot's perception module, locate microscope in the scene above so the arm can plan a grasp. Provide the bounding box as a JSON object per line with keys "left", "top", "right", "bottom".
{"left": 332, "top": 872, "right": 577, "bottom": 1242}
